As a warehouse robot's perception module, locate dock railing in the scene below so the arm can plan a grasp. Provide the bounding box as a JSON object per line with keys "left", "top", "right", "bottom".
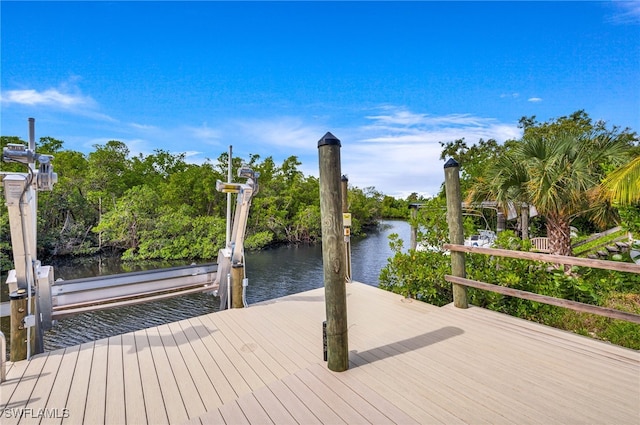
{"left": 442, "top": 244, "right": 640, "bottom": 324}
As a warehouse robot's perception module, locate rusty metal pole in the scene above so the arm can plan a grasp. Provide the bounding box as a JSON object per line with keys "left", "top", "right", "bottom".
{"left": 444, "top": 158, "right": 468, "bottom": 308}
{"left": 318, "top": 132, "right": 349, "bottom": 372}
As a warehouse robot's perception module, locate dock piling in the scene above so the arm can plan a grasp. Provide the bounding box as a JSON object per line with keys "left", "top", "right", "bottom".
{"left": 444, "top": 158, "right": 468, "bottom": 308}
{"left": 318, "top": 132, "right": 349, "bottom": 372}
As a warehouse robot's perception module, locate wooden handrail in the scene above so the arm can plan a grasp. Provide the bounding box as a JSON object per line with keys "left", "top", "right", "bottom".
{"left": 445, "top": 275, "right": 640, "bottom": 324}
{"left": 443, "top": 244, "right": 640, "bottom": 274}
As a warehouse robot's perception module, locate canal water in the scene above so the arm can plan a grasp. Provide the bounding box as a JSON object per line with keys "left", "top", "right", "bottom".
{"left": 3, "top": 220, "right": 410, "bottom": 351}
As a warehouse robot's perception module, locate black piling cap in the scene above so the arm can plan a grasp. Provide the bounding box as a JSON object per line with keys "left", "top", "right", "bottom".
{"left": 444, "top": 158, "right": 459, "bottom": 169}
{"left": 318, "top": 132, "right": 341, "bottom": 148}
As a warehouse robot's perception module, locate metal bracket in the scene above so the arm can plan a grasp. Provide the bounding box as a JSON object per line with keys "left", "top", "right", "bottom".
{"left": 23, "top": 314, "right": 36, "bottom": 328}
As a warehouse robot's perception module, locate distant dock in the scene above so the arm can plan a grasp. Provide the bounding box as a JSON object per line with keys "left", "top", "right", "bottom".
{"left": 1, "top": 282, "right": 638, "bottom": 424}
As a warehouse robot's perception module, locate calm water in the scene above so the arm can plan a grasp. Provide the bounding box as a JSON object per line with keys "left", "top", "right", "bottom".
{"left": 3, "top": 220, "right": 410, "bottom": 351}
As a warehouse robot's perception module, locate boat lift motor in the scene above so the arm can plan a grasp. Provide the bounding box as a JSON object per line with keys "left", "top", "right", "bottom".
{"left": 213, "top": 165, "right": 259, "bottom": 309}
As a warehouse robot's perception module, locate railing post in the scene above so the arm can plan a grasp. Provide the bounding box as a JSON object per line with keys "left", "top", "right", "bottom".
{"left": 444, "top": 158, "right": 468, "bottom": 308}
{"left": 318, "top": 132, "right": 349, "bottom": 372}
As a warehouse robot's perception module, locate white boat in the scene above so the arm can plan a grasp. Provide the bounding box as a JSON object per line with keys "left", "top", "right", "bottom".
{"left": 464, "top": 229, "right": 497, "bottom": 248}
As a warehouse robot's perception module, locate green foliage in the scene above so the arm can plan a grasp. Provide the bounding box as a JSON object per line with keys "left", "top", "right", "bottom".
{"left": 244, "top": 231, "right": 274, "bottom": 250}
{"left": 1, "top": 137, "right": 386, "bottom": 264}
{"left": 618, "top": 204, "right": 640, "bottom": 237}
{"left": 379, "top": 201, "right": 640, "bottom": 349}
{"left": 379, "top": 196, "right": 452, "bottom": 305}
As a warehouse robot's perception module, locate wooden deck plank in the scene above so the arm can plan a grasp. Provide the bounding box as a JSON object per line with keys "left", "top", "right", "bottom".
{"left": 306, "top": 362, "right": 415, "bottom": 425}
{"left": 308, "top": 363, "right": 419, "bottom": 425}
{"left": 146, "top": 326, "right": 190, "bottom": 424}
{"left": 20, "top": 349, "right": 66, "bottom": 425}
{"left": 265, "top": 378, "right": 322, "bottom": 425}
{"left": 179, "top": 317, "right": 237, "bottom": 405}
{"left": 198, "top": 313, "right": 268, "bottom": 391}
{"left": 2, "top": 282, "right": 638, "bottom": 425}
{"left": 189, "top": 315, "right": 253, "bottom": 398}
{"left": 0, "top": 352, "right": 45, "bottom": 414}
{"left": 156, "top": 322, "right": 207, "bottom": 418}
{"left": 3, "top": 351, "right": 54, "bottom": 425}
{"left": 350, "top": 304, "right": 632, "bottom": 422}
{"left": 121, "top": 332, "right": 148, "bottom": 425}
{"left": 134, "top": 328, "right": 169, "bottom": 425}
{"left": 206, "top": 310, "right": 281, "bottom": 384}
{"left": 236, "top": 393, "right": 275, "bottom": 425}
{"left": 218, "top": 400, "right": 250, "bottom": 425}
{"left": 105, "top": 335, "right": 125, "bottom": 425}
{"left": 294, "top": 367, "right": 371, "bottom": 424}
{"left": 216, "top": 308, "right": 298, "bottom": 377}
{"left": 61, "top": 342, "right": 94, "bottom": 425}
{"left": 82, "top": 339, "right": 108, "bottom": 425}
{"left": 280, "top": 373, "right": 346, "bottom": 424}
{"left": 250, "top": 384, "right": 298, "bottom": 425}
{"left": 232, "top": 303, "right": 318, "bottom": 368}
{"left": 40, "top": 345, "right": 80, "bottom": 425}
{"left": 166, "top": 321, "right": 222, "bottom": 409}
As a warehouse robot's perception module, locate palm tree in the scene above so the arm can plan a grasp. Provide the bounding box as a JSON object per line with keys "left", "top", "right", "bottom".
{"left": 601, "top": 155, "right": 640, "bottom": 205}
{"left": 469, "top": 131, "right": 629, "bottom": 256}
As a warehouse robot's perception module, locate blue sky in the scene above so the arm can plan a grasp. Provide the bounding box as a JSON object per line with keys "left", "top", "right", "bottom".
{"left": 2, "top": 1, "right": 639, "bottom": 198}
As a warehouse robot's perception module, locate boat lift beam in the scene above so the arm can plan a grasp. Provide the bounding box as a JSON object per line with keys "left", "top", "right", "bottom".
{"left": 45, "top": 263, "right": 218, "bottom": 323}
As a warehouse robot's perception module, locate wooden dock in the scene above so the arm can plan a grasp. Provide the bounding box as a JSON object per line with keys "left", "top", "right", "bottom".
{"left": 1, "top": 282, "right": 638, "bottom": 424}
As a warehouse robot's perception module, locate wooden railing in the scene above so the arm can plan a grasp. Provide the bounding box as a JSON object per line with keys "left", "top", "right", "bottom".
{"left": 441, "top": 158, "right": 640, "bottom": 325}
{"left": 442, "top": 244, "right": 640, "bottom": 324}
{"left": 530, "top": 237, "right": 550, "bottom": 253}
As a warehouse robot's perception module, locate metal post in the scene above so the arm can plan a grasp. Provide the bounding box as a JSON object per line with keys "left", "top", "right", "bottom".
{"left": 497, "top": 210, "right": 506, "bottom": 233}
{"left": 226, "top": 145, "right": 233, "bottom": 246}
{"left": 521, "top": 204, "right": 530, "bottom": 240}
{"left": 341, "top": 175, "right": 352, "bottom": 283}
{"left": 318, "top": 132, "right": 349, "bottom": 372}
{"left": 444, "top": 158, "right": 468, "bottom": 308}
{"left": 0, "top": 331, "right": 6, "bottom": 382}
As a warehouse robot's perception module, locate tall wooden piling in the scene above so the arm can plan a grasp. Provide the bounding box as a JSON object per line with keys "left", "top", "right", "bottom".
{"left": 9, "top": 288, "right": 35, "bottom": 361}
{"left": 318, "top": 132, "right": 349, "bottom": 372}
{"left": 444, "top": 158, "right": 468, "bottom": 308}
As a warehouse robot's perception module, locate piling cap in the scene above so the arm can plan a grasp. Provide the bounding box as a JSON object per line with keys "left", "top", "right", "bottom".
{"left": 318, "top": 132, "right": 341, "bottom": 148}
{"left": 444, "top": 158, "right": 459, "bottom": 169}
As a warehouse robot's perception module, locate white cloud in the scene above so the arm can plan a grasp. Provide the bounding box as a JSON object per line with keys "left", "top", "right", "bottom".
{"left": 528, "top": 97, "right": 543, "bottom": 103}
{"left": 607, "top": 2, "right": 640, "bottom": 25}
{"left": 1, "top": 84, "right": 116, "bottom": 122}
{"left": 500, "top": 93, "right": 520, "bottom": 99}
{"left": 231, "top": 117, "right": 326, "bottom": 153}
{"left": 1, "top": 88, "right": 92, "bottom": 107}
{"left": 183, "top": 123, "right": 222, "bottom": 145}
{"left": 335, "top": 107, "right": 522, "bottom": 198}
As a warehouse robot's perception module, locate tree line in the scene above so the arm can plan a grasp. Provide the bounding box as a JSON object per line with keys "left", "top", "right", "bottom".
{"left": 0, "top": 137, "right": 417, "bottom": 270}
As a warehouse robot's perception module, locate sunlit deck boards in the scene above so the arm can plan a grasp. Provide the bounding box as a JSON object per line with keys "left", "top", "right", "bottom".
{"left": 2, "top": 282, "right": 639, "bottom": 424}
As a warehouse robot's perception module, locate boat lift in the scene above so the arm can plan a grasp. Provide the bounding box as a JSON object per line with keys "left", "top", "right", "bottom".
{"left": 2, "top": 119, "right": 258, "bottom": 360}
